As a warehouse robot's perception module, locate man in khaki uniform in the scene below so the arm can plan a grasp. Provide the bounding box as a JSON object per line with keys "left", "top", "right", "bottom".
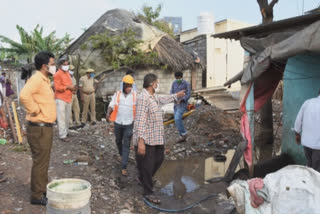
{"left": 69, "top": 65, "right": 81, "bottom": 128}
{"left": 80, "top": 68, "right": 98, "bottom": 125}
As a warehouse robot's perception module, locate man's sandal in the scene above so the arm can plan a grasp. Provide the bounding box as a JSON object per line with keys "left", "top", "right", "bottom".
{"left": 121, "top": 169, "right": 128, "bottom": 176}
{"left": 144, "top": 195, "right": 161, "bottom": 204}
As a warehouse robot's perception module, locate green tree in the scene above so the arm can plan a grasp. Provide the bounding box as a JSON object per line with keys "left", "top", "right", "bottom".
{"left": 137, "top": 4, "right": 174, "bottom": 37}
{"left": 84, "top": 29, "right": 159, "bottom": 70}
{"left": 0, "top": 25, "right": 72, "bottom": 63}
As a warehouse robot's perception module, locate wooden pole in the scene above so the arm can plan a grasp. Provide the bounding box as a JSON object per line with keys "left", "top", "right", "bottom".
{"left": 11, "top": 101, "right": 22, "bottom": 144}
{"left": 5, "top": 99, "right": 17, "bottom": 143}
{"left": 191, "top": 67, "right": 197, "bottom": 90}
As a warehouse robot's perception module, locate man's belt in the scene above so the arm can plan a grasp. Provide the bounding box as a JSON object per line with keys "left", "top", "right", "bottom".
{"left": 83, "top": 92, "right": 94, "bottom": 95}
{"left": 28, "top": 121, "right": 53, "bottom": 127}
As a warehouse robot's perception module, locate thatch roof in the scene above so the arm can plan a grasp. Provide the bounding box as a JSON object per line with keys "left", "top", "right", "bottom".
{"left": 63, "top": 9, "right": 194, "bottom": 74}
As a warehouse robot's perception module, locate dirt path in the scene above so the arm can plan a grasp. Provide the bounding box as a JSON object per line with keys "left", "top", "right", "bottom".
{"left": 0, "top": 105, "right": 240, "bottom": 214}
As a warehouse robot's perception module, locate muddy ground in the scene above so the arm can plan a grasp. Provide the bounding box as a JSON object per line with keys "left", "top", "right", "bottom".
{"left": 0, "top": 104, "right": 244, "bottom": 214}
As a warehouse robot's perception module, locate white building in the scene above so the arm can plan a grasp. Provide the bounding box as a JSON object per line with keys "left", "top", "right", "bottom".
{"left": 180, "top": 19, "right": 251, "bottom": 91}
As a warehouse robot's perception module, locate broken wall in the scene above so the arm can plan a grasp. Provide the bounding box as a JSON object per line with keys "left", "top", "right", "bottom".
{"left": 96, "top": 68, "right": 202, "bottom": 98}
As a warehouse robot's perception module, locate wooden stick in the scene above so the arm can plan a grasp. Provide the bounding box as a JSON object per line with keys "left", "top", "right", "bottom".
{"left": 5, "top": 99, "right": 17, "bottom": 143}
{"left": 11, "top": 101, "right": 22, "bottom": 144}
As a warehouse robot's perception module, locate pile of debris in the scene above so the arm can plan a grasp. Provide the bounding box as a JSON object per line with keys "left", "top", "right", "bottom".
{"left": 164, "top": 105, "right": 242, "bottom": 160}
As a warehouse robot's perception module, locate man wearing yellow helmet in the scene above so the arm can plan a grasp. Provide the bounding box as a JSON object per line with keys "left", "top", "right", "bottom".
{"left": 120, "top": 69, "right": 137, "bottom": 91}
{"left": 107, "top": 74, "right": 137, "bottom": 176}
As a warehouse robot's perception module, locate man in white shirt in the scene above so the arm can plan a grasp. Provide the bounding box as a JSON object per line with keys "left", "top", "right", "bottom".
{"left": 294, "top": 89, "right": 320, "bottom": 172}
{"left": 107, "top": 75, "right": 136, "bottom": 176}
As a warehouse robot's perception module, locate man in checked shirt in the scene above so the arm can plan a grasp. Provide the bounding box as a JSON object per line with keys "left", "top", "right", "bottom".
{"left": 133, "top": 73, "right": 185, "bottom": 204}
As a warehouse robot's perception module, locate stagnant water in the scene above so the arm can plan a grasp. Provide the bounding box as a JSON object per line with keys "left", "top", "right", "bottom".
{"left": 154, "top": 150, "right": 237, "bottom": 199}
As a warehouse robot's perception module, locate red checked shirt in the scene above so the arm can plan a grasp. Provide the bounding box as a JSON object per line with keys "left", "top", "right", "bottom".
{"left": 133, "top": 89, "right": 177, "bottom": 146}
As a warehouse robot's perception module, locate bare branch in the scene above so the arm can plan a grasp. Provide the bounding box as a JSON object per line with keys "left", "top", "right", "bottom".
{"left": 269, "top": 0, "right": 279, "bottom": 9}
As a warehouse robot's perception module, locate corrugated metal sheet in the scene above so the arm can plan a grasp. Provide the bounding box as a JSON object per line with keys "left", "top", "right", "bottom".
{"left": 194, "top": 87, "right": 239, "bottom": 111}
{"left": 212, "top": 12, "right": 320, "bottom": 40}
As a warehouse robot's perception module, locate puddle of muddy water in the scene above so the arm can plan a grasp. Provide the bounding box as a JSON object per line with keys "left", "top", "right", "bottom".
{"left": 155, "top": 150, "right": 239, "bottom": 198}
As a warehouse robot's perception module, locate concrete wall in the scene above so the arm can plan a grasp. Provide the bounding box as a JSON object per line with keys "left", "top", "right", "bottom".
{"left": 179, "top": 29, "right": 198, "bottom": 43}
{"left": 282, "top": 54, "right": 320, "bottom": 165}
{"left": 207, "top": 20, "right": 250, "bottom": 90}
{"left": 180, "top": 19, "right": 250, "bottom": 90}
{"left": 182, "top": 35, "right": 207, "bottom": 66}
{"left": 96, "top": 68, "right": 202, "bottom": 98}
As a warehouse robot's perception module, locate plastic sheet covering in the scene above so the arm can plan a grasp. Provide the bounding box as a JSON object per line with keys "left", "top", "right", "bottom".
{"left": 228, "top": 165, "right": 320, "bottom": 214}
{"left": 240, "top": 20, "right": 320, "bottom": 84}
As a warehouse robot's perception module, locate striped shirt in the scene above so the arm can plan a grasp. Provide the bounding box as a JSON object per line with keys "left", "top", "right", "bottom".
{"left": 133, "top": 89, "right": 177, "bottom": 146}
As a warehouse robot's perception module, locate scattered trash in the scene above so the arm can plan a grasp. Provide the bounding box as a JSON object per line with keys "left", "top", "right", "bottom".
{"left": 100, "top": 145, "right": 105, "bottom": 149}
{"left": 0, "top": 139, "right": 7, "bottom": 145}
{"left": 76, "top": 162, "right": 88, "bottom": 166}
{"left": 119, "top": 209, "right": 131, "bottom": 214}
{"left": 14, "top": 208, "right": 22, "bottom": 212}
{"left": 63, "top": 160, "right": 74, "bottom": 165}
{"left": 228, "top": 165, "right": 320, "bottom": 214}
{"left": 213, "top": 154, "right": 227, "bottom": 162}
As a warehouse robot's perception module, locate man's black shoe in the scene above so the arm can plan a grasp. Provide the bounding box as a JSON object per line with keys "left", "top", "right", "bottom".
{"left": 92, "top": 122, "right": 97, "bottom": 126}
{"left": 31, "top": 196, "right": 47, "bottom": 206}
{"left": 69, "top": 126, "right": 77, "bottom": 130}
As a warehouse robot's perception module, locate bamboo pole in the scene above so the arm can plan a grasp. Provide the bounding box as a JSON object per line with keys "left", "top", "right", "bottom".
{"left": 5, "top": 99, "right": 17, "bottom": 143}
{"left": 11, "top": 101, "right": 22, "bottom": 144}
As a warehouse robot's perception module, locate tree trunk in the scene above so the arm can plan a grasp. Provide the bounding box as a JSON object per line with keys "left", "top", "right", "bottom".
{"left": 257, "top": 0, "right": 279, "bottom": 24}
{"left": 254, "top": 0, "right": 279, "bottom": 162}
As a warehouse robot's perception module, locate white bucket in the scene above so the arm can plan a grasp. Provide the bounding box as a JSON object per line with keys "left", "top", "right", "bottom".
{"left": 46, "top": 178, "right": 91, "bottom": 214}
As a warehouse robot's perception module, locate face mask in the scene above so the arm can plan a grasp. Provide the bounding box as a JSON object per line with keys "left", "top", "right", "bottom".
{"left": 154, "top": 83, "right": 160, "bottom": 93}
{"left": 69, "top": 70, "right": 74, "bottom": 76}
{"left": 48, "top": 65, "right": 57, "bottom": 76}
{"left": 176, "top": 79, "right": 182, "bottom": 84}
{"left": 62, "top": 65, "right": 69, "bottom": 71}
{"left": 90, "top": 73, "right": 95, "bottom": 78}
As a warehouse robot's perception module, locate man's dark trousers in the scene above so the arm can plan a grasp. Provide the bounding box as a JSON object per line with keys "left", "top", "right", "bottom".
{"left": 114, "top": 123, "right": 133, "bottom": 169}
{"left": 27, "top": 125, "right": 53, "bottom": 200}
{"left": 304, "top": 146, "right": 320, "bottom": 172}
{"left": 135, "top": 145, "right": 164, "bottom": 196}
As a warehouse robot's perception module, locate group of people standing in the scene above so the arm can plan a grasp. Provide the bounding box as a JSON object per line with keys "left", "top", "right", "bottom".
{"left": 19, "top": 51, "right": 191, "bottom": 206}
{"left": 19, "top": 51, "right": 102, "bottom": 205}
{"left": 107, "top": 71, "right": 190, "bottom": 204}
{"left": 52, "top": 58, "right": 101, "bottom": 141}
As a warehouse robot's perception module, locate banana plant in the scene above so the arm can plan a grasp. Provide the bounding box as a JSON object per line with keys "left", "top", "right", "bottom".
{"left": 0, "top": 25, "right": 72, "bottom": 64}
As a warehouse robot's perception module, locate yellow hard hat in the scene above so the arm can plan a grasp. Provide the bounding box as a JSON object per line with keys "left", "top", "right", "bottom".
{"left": 122, "top": 75, "right": 134, "bottom": 84}
{"left": 86, "top": 68, "right": 95, "bottom": 73}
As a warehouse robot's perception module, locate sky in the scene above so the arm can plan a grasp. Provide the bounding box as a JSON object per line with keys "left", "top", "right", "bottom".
{"left": 0, "top": 0, "right": 319, "bottom": 42}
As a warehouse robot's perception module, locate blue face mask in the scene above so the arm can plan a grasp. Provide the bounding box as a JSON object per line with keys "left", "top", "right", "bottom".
{"left": 90, "top": 73, "right": 95, "bottom": 78}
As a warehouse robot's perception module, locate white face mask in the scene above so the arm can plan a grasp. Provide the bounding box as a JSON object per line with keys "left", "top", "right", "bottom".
{"left": 61, "top": 65, "right": 69, "bottom": 71}
{"left": 153, "top": 83, "right": 160, "bottom": 93}
{"left": 69, "top": 70, "right": 74, "bottom": 76}
{"left": 48, "top": 65, "right": 57, "bottom": 75}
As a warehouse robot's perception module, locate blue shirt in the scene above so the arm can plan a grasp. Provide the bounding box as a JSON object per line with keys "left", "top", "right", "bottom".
{"left": 170, "top": 80, "right": 191, "bottom": 109}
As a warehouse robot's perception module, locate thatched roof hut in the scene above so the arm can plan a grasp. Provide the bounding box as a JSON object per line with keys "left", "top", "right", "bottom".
{"left": 63, "top": 9, "right": 194, "bottom": 74}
